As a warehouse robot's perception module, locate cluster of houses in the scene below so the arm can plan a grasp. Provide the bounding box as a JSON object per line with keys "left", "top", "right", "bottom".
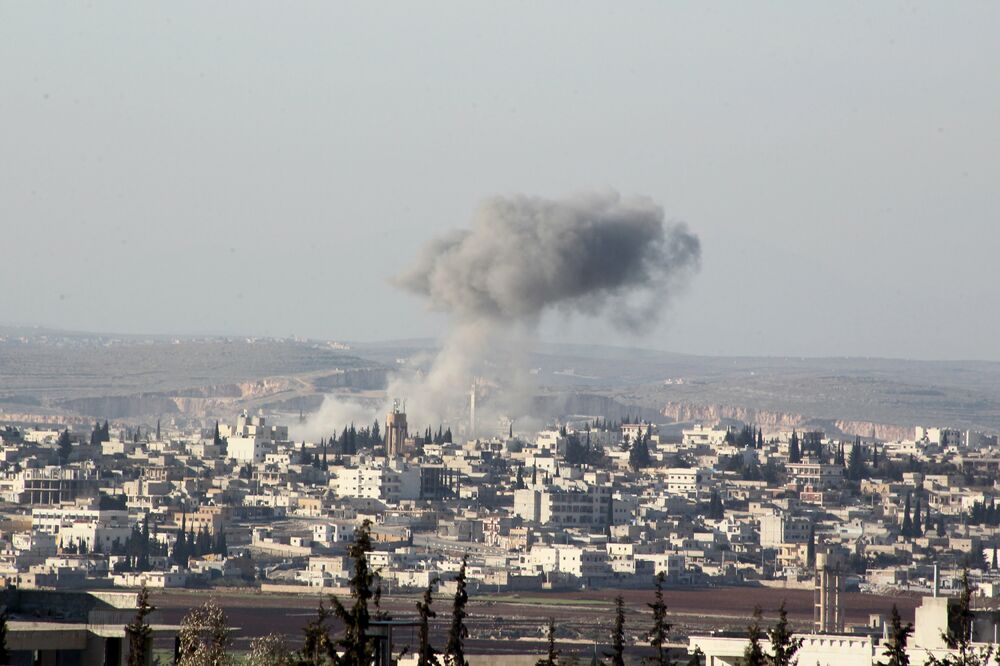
{"left": 4, "top": 409, "right": 1000, "bottom": 662}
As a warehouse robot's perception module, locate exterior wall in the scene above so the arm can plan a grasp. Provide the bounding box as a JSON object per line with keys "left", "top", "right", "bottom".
{"left": 227, "top": 436, "right": 266, "bottom": 463}
{"left": 759, "top": 514, "right": 811, "bottom": 548}
{"left": 689, "top": 634, "right": 874, "bottom": 666}
{"left": 787, "top": 463, "right": 844, "bottom": 490}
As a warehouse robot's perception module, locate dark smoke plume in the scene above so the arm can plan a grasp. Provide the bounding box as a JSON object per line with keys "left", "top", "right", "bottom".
{"left": 300, "top": 190, "right": 701, "bottom": 441}
{"left": 394, "top": 190, "right": 700, "bottom": 326}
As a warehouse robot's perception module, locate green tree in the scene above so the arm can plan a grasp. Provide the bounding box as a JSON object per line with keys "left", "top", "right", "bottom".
{"left": 901, "top": 492, "right": 913, "bottom": 538}
{"left": 788, "top": 431, "right": 801, "bottom": 464}
{"left": 0, "top": 611, "right": 9, "bottom": 664}
{"left": 126, "top": 585, "right": 154, "bottom": 666}
{"left": 878, "top": 604, "right": 912, "bottom": 666}
{"left": 629, "top": 428, "right": 651, "bottom": 470}
{"left": 416, "top": 580, "right": 441, "bottom": 666}
{"left": 926, "top": 570, "right": 995, "bottom": 666}
{"left": 215, "top": 528, "right": 228, "bottom": 556}
{"left": 741, "top": 606, "right": 767, "bottom": 666}
{"left": 768, "top": 601, "right": 802, "bottom": 666}
{"left": 444, "top": 555, "right": 470, "bottom": 666}
{"left": 173, "top": 512, "right": 189, "bottom": 566}
{"left": 331, "top": 519, "right": 377, "bottom": 665}
{"left": 57, "top": 428, "right": 73, "bottom": 463}
{"left": 706, "top": 491, "right": 725, "bottom": 520}
{"left": 197, "top": 526, "right": 211, "bottom": 556}
{"left": 605, "top": 595, "right": 626, "bottom": 666}
{"left": 946, "top": 570, "right": 975, "bottom": 649}
{"left": 535, "top": 616, "right": 560, "bottom": 666}
{"left": 177, "top": 600, "right": 232, "bottom": 666}
{"left": 299, "top": 600, "right": 335, "bottom": 666}
{"left": 847, "top": 440, "right": 865, "bottom": 480}
{"left": 245, "top": 634, "right": 292, "bottom": 666}
{"left": 647, "top": 572, "right": 671, "bottom": 666}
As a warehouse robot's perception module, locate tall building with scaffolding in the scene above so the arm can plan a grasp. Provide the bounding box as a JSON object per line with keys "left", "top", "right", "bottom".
{"left": 385, "top": 400, "right": 408, "bottom": 458}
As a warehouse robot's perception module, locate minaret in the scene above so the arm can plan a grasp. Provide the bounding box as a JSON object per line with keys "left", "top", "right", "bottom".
{"left": 469, "top": 381, "right": 477, "bottom": 437}
{"left": 385, "top": 400, "right": 408, "bottom": 458}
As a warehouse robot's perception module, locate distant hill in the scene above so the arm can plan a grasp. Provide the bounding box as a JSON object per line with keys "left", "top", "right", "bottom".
{"left": 2, "top": 327, "right": 999, "bottom": 434}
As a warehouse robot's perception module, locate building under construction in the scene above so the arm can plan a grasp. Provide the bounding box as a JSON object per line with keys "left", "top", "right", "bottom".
{"left": 814, "top": 551, "right": 845, "bottom": 633}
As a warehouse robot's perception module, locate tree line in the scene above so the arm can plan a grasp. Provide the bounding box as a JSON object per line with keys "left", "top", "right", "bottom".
{"left": 125, "top": 524, "right": 699, "bottom": 666}
{"left": 121, "top": 533, "right": 991, "bottom": 666}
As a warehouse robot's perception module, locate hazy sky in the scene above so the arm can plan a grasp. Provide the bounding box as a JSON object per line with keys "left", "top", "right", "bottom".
{"left": 2, "top": 3, "right": 998, "bottom": 360}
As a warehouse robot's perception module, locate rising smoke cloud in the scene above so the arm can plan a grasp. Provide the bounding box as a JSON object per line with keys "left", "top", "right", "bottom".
{"left": 298, "top": 190, "right": 701, "bottom": 442}
{"left": 394, "top": 190, "right": 700, "bottom": 326}
{"left": 388, "top": 190, "right": 701, "bottom": 433}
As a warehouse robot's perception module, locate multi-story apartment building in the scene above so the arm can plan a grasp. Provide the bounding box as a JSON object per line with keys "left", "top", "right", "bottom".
{"left": 759, "top": 513, "right": 812, "bottom": 548}
{"left": 786, "top": 462, "right": 844, "bottom": 491}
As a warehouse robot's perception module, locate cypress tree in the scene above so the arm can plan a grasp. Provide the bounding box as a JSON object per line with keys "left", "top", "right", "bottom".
{"left": 535, "top": 617, "right": 559, "bottom": 666}
{"left": 215, "top": 528, "right": 228, "bottom": 556}
{"left": 742, "top": 607, "right": 767, "bottom": 666}
{"left": 768, "top": 601, "right": 802, "bottom": 666}
{"left": 416, "top": 579, "right": 441, "bottom": 666}
{"left": 848, "top": 441, "right": 865, "bottom": 480}
{"left": 444, "top": 556, "right": 470, "bottom": 666}
{"left": 331, "top": 519, "right": 376, "bottom": 665}
{"left": 881, "top": 604, "right": 912, "bottom": 666}
{"left": 647, "top": 572, "right": 671, "bottom": 665}
{"left": 901, "top": 492, "right": 913, "bottom": 538}
{"left": 0, "top": 612, "right": 8, "bottom": 664}
{"left": 300, "top": 600, "right": 335, "bottom": 666}
{"left": 788, "top": 431, "right": 801, "bottom": 464}
{"left": 126, "top": 585, "right": 154, "bottom": 666}
{"left": 605, "top": 595, "right": 626, "bottom": 666}
{"left": 138, "top": 515, "right": 151, "bottom": 571}
{"left": 196, "top": 526, "right": 210, "bottom": 556}
{"left": 57, "top": 429, "right": 73, "bottom": 464}
{"left": 629, "top": 428, "right": 651, "bottom": 469}
{"left": 938, "top": 570, "right": 976, "bottom": 662}
{"left": 174, "top": 512, "right": 188, "bottom": 566}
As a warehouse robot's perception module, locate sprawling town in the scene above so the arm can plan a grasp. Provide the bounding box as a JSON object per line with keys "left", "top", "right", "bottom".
{"left": 5, "top": 2, "right": 996, "bottom": 664}
{"left": 2, "top": 402, "right": 1000, "bottom": 664}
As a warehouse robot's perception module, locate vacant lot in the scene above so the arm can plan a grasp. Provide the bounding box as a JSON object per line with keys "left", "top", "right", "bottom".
{"left": 152, "top": 585, "right": 918, "bottom": 656}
